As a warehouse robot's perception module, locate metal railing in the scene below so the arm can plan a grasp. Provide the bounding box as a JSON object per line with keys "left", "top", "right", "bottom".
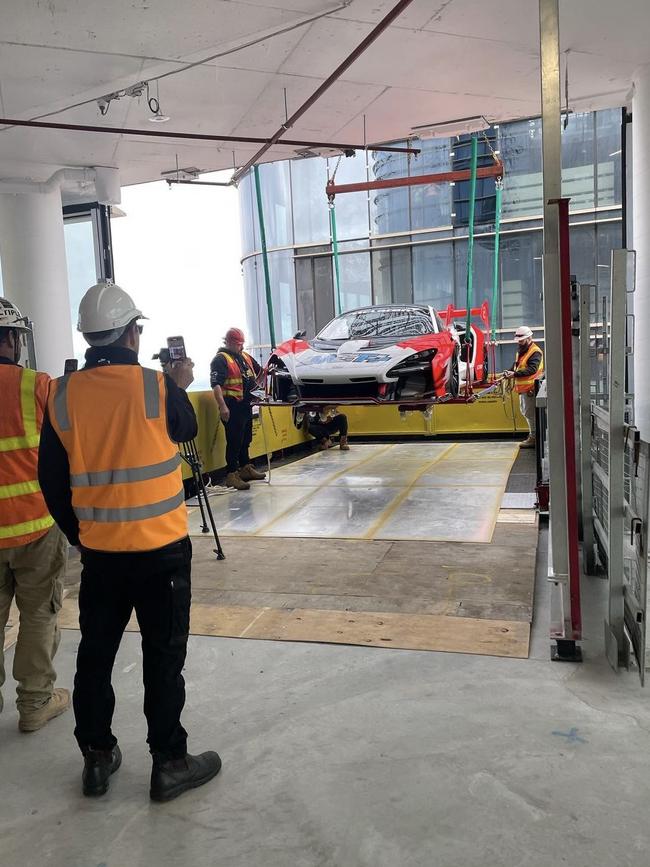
{"left": 582, "top": 250, "right": 646, "bottom": 679}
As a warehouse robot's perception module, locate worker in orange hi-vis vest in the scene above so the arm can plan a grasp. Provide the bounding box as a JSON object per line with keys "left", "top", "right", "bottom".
{"left": 0, "top": 298, "right": 70, "bottom": 733}
{"left": 210, "top": 327, "right": 266, "bottom": 490}
{"left": 503, "top": 325, "right": 545, "bottom": 449}
{"left": 38, "top": 281, "right": 221, "bottom": 803}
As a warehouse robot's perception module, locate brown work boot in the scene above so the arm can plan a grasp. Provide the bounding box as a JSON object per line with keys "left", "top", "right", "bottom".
{"left": 339, "top": 436, "right": 350, "bottom": 451}
{"left": 318, "top": 438, "right": 333, "bottom": 451}
{"left": 519, "top": 436, "right": 536, "bottom": 449}
{"left": 224, "top": 471, "right": 250, "bottom": 491}
{"left": 19, "top": 687, "right": 70, "bottom": 733}
{"left": 239, "top": 463, "right": 266, "bottom": 482}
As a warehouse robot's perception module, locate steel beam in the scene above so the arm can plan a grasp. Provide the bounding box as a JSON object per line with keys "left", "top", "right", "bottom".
{"left": 0, "top": 117, "right": 419, "bottom": 157}
{"left": 325, "top": 163, "right": 504, "bottom": 198}
{"left": 539, "top": 0, "right": 570, "bottom": 629}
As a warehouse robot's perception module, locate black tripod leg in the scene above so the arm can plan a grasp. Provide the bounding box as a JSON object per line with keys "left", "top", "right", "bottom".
{"left": 185, "top": 442, "right": 209, "bottom": 532}
{"left": 188, "top": 440, "right": 225, "bottom": 560}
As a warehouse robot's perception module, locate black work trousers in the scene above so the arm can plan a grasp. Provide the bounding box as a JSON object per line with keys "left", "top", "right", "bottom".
{"left": 224, "top": 397, "right": 253, "bottom": 473}
{"left": 308, "top": 413, "right": 348, "bottom": 442}
{"left": 73, "top": 536, "right": 192, "bottom": 760}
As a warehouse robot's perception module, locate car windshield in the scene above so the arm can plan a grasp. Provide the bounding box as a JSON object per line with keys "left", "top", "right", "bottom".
{"left": 318, "top": 308, "right": 434, "bottom": 340}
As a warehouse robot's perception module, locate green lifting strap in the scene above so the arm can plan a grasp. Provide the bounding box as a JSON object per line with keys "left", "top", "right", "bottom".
{"left": 329, "top": 203, "right": 343, "bottom": 316}
{"left": 491, "top": 179, "right": 503, "bottom": 343}
{"left": 464, "top": 135, "right": 478, "bottom": 339}
{"left": 253, "top": 165, "right": 276, "bottom": 349}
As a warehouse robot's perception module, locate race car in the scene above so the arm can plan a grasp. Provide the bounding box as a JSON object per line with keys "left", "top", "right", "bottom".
{"left": 266, "top": 303, "right": 489, "bottom": 405}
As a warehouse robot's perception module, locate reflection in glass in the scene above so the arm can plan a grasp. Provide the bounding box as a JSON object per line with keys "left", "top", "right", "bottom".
{"left": 291, "top": 158, "right": 330, "bottom": 244}
{"left": 338, "top": 251, "right": 371, "bottom": 311}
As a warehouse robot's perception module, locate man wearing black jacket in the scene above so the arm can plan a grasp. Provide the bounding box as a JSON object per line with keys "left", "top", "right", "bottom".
{"left": 38, "top": 282, "right": 221, "bottom": 803}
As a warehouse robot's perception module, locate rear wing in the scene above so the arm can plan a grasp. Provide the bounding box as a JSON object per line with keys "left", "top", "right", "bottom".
{"left": 437, "top": 301, "right": 491, "bottom": 336}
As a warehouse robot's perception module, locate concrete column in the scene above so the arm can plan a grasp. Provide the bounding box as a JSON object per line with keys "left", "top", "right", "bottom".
{"left": 0, "top": 189, "right": 73, "bottom": 375}
{"left": 633, "top": 65, "right": 650, "bottom": 438}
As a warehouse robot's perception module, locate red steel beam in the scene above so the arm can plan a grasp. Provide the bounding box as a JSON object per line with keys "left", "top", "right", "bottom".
{"left": 552, "top": 196, "right": 582, "bottom": 640}
{"left": 231, "top": 0, "right": 418, "bottom": 183}
{"left": 0, "top": 116, "right": 419, "bottom": 156}
{"left": 326, "top": 163, "right": 504, "bottom": 198}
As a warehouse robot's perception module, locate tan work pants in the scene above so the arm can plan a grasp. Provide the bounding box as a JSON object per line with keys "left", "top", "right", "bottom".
{"left": 0, "top": 525, "right": 67, "bottom": 714}
{"left": 519, "top": 390, "right": 537, "bottom": 436}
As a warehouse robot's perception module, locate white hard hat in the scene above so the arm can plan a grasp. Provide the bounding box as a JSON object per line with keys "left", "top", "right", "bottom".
{"left": 0, "top": 297, "right": 32, "bottom": 332}
{"left": 515, "top": 325, "right": 533, "bottom": 340}
{"left": 78, "top": 281, "right": 146, "bottom": 346}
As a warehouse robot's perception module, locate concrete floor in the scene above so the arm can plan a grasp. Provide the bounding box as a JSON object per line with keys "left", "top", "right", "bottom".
{"left": 3, "top": 535, "right": 650, "bottom": 865}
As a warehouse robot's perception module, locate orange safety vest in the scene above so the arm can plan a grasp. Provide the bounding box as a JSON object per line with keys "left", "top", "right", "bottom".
{"left": 48, "top": 365, "right": 187, "bottom": 553}
{"left": 0, "top": 365, "right": 54, "bottom": 548}
{"left": 514, "top": 342, "right": 545, "bottom": 394}
{"left": 218, "top": 350, "right": 256, "bottom": 401}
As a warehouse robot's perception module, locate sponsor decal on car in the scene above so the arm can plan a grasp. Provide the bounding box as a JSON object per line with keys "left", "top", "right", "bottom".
{"left": 297, "top": 352, "right": 394, "bottom": 366}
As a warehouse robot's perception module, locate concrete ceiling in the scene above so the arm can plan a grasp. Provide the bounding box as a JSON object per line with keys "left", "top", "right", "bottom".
{"left": 0, "top": 0, "right": 646, "bottom": 186}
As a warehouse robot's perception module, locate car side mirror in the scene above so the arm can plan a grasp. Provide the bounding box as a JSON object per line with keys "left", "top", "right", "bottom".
{"left": 293, "top": 330, "right": 307, "bottom": 339}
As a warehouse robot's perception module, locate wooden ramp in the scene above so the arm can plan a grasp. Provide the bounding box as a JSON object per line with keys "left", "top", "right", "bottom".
{"left": 57, "top": 597, "right": 529, "bottom": 659}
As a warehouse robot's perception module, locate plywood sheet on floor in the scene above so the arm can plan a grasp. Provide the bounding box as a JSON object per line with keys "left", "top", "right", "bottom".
{"left": 189, "top": 441, "right": 519, "bottom": 544}
{"left": 58, "top": 597, "right": 528, "bottom": 659}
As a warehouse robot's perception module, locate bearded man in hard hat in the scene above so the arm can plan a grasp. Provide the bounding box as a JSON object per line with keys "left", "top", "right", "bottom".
{"left": 503, "top": 325, "right": 545, "bottom": 448}
{"left": 38, "top": 281, "right": 221, "bottom": 803}
{"left": 210, "top": 327, "right": 266, "bottom": 490}
{"left": 0, "top": 298, "right": 70, "bottom": 733}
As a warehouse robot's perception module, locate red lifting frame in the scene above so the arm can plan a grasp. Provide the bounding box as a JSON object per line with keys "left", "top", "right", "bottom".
{"left": 326, "top": 162, "right": 504, "bottom": 199}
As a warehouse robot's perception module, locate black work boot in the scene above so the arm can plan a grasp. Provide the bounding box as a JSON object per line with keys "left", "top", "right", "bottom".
{"left": 82, "top": 744, "right": 122, "bottom": 797}
{"left": 150, "top": 751, "right": 222, "bottom": 803}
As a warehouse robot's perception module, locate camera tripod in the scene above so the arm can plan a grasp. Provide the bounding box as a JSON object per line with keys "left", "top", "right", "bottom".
{"left": 180, "top": 439, "right": 225, "bottom": 560}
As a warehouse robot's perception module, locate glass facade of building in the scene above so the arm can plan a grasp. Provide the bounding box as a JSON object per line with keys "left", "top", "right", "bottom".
{"left": 239, "top": 109, "right": 623, "bottom": 369}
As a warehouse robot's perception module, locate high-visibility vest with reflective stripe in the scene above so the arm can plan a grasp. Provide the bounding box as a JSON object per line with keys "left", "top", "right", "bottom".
{"left": 0, "top": 365, "right": 54, "bottom": 548}
{"left": 218, "top": 351, "right": 256, "bottom": 400}
{"left": 48, "top": 365, "right": 187, "bottom": 552}
{"left": 514, "top": 343, "right": 545, "bottom": 394}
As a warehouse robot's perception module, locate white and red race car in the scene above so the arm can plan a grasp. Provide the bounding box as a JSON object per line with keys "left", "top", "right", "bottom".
{"left": 266, "top": 303, "right": 489, "bottom": 405}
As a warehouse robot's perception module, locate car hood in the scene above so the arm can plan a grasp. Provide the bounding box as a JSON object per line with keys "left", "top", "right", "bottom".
{"left": 278, "top": 339, "right": 419, "bottom": 380}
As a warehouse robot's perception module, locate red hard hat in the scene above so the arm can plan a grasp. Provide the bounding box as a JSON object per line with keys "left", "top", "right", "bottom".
{"left": 225, "top": 327, "right": 245, "bottom": 344}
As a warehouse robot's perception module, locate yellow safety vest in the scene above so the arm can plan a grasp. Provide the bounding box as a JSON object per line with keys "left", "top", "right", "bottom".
{"left": 514, "top": 343, "right": 544, "bottom": 394}
{"left": 0, "top": 365, "right": 54, "bottom": 548}
{"left": 219, "top": 351, "right": 256, "bottom": 401}
{"left": 48, "top": 365, "right": 187, "bottom": 552}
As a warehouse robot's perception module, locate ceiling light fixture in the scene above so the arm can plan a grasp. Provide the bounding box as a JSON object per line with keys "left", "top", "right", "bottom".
{"left": 149, "top": 108, "right": 170, "bottom": 124}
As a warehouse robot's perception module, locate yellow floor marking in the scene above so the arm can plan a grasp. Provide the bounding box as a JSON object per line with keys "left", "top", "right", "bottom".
{"left": 252, "top": 443, "right": 395, "bottom": 536}
{"left": 361, "top": 443, "right": 460, "bottom": 540}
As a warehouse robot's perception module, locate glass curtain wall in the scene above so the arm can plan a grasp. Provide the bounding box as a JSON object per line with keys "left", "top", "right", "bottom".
{"left": 240, "top": 109, "right": 623, "bottom": 366}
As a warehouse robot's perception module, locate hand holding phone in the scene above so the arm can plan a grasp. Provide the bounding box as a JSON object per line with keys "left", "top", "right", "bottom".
{"left": 167, "top": 335, "right": 187, "bottom": 362}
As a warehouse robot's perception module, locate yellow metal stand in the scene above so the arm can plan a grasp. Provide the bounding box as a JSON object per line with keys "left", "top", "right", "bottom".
{"left": 344, "top": 389, "right": 526, "bottom": 437}
{"left": 186, "top": 390, "right": 527, "bottom": 476}
{"left": 186, "top": 392, "right": 308, "bottom": 477}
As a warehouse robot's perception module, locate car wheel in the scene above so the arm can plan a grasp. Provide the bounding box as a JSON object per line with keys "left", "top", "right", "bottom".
{"left": 449, "top": 350, "right": 460, "bottom": 398}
